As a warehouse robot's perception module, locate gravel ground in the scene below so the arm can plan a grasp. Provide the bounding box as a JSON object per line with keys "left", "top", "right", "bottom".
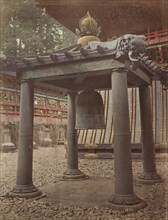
{"left": 0, "top": 146, "right": 168, "bottom": 220}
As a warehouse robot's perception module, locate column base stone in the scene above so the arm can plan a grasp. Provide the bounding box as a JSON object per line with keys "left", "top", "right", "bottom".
{"left": 137, "top": 173, "right": 163, "bottom": 184}
{"left": 108, "top": 194, "right": 147, "bottom": 212}
{"left": 62, "top": 169, "right": 87, "bottom": 180}
{"left": 7, "top": 184, "right": 42, "bottom": 199}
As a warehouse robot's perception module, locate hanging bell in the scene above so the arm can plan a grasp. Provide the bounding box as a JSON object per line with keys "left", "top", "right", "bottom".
{"left": 76, "top": 90, "right": 105, "bottom": 129}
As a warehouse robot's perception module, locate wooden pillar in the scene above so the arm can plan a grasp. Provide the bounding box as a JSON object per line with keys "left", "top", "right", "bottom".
{"left": 109, "top": 69, "right": 145, "bottom": 208}
{"left": 63, "top": 91, "right": 86, "bottom": 179}
{"left": 138, "top": 85, "right": 162, "bottom": 183}
{"left": 9, "top": 80, "right": 41, "bottom": 198}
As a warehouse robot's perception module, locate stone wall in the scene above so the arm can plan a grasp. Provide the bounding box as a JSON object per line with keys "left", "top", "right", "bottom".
{"left": 0, "top": 114, "right": 67, "bottom": 152}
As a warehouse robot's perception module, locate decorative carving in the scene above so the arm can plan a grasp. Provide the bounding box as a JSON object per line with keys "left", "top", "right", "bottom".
{"left": 88, "top": 34, "right": 147, "bottom": 62}
{"left": 11, "top": 184, "right": 39, "bottom": 193}
{"left": 0, "top": 90, "right": 14, "bottom": 102}
{"left": 118, "top": 34, "right": 146, "bottom": 61}
{"left": 140, "top": 55, "right": 168, "bottom": 89}
{"left": 34, "top": 96, "right": 45, "bottom": 106}
{"left": 63, "top": 168, "right": 86, "bottom": 180}
{"left": 109, "top": 194, "right": 142, "bottom": 205}
{"left": 48, "top": 98, "right": 58, "bottom": 108}
{"left": 138, "top": 172, "right": 163, "bottom": 184}
{"left": 60, "top": 100, "right": 68, "bottom": 109}
{"left": 8, "top": 184, "right": 42, "bottom": 198}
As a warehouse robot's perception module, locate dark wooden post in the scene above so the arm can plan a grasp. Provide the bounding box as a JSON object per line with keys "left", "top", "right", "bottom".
{"left": 63, "top": 91, "right": 86, "bottom": 179}
{"left": 138, "top": 85, "right": 162, "bottom": 183}
{"left": 109, "top": 69, "right": 145, "bottom": 208}
{"left": 9, "top": 80, "right": 41, "bottom": 198}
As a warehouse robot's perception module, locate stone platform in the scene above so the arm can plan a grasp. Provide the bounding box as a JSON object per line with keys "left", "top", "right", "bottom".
{"left": 39, "top": 178, "right": 151, "bottom": 208}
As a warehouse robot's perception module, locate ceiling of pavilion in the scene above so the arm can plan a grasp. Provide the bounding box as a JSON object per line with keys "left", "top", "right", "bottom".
{"left": 36, "top": 0, "right": 168, "bottom": 40}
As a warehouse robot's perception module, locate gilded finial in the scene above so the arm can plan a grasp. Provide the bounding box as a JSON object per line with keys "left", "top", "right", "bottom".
{"left": 76, "top": 11, "right": 101, "bottom": 37}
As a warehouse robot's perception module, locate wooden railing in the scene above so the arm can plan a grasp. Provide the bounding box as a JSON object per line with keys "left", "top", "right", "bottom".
{"left": 1, "top": 84, "right": 167, "bottom": 144}
{"left": 0, "top": 89, "right": 67, "bottom": 118}
{"left": 145, "top": 29, "right": 168, "bottom": 45}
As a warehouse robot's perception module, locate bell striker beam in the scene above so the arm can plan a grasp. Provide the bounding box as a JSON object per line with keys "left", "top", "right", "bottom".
{"left": 138, "top": 85, "right": 162, "bottom": 183}
{"left": 109, "top": 69, "right": 145, "bottom": 208}
{"left": 9, "top": 79, "right": 41, "bottom": 198}
{"left": 63, "top": 91, "right": 86, "bottom": 179}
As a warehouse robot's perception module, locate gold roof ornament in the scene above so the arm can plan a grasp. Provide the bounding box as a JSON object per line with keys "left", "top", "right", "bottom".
{"left": 76, "top": 12, "right": 101, "bottom": 47}
{"left": 76, "top": 11, "right": 101, "bottom": 36}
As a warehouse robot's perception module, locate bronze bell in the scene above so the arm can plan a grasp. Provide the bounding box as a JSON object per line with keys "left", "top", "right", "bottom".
{"left": 76, "top": 90, "right": 105, "bottom": 129}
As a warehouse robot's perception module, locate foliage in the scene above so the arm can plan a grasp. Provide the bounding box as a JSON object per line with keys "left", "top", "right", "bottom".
{"left": 1, "top": 0, "right": 77, "bottom": 56}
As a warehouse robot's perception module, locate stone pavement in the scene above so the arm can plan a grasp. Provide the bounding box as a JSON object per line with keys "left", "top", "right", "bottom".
{"left": 0, "top": 148, "right": 167, "bottom": 219}
{"left": 40, "top": 177, "right": 151, "bottom": 208}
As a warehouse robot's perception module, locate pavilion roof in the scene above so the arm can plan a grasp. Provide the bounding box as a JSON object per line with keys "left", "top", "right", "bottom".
{"left": 1, "top": 42, "right": 168, "bottom": 90}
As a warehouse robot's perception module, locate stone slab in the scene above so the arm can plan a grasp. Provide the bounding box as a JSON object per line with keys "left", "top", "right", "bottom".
{"left": 39, "top": 178, "right": 152, "bottom": 207}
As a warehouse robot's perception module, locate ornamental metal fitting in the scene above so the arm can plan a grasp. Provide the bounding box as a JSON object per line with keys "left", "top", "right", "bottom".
{"left": 76, "top": 11, "right": 101, "bottom": 37}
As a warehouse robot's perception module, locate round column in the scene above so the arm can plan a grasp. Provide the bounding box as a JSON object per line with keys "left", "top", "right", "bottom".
{"left": 109, "top": 69, "right": 146, "bottom": 210}
{"left": 138, "top": 85, "right": 162, "bottom": 184}
{"left": 63, "top": 91, "right": 86, "bottom": 180}
{"left": 9, "top": 80, "right": 41, "bottom": 198}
